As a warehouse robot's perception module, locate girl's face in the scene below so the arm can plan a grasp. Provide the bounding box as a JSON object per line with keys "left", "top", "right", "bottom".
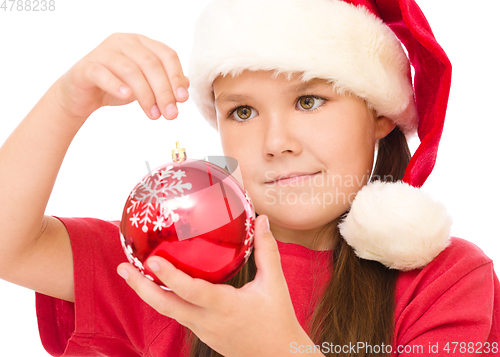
{"left": 213, "top": 70, "right": 395, "bottom": 249}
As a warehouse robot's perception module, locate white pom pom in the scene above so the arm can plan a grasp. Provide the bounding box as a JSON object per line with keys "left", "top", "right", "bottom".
{"left": 339, "top": 181, "right": 452, "bottom": 271}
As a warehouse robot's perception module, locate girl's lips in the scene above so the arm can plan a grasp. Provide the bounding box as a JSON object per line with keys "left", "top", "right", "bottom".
{"left": 265, "top": 171, "right": 321, "bottom": 185}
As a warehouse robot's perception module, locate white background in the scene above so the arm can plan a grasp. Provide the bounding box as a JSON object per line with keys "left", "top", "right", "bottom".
{"left": 0, "top": 1, "right": 499, "bottom": 355}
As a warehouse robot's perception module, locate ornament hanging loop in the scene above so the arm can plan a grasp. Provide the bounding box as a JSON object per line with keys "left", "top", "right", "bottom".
{"left": 172, "top": 140, "right": 187, "bottom": 163}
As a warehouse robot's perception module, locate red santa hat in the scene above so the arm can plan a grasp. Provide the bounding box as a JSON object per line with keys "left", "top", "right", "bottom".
{"left": 188, "top": 0, "right": 453, "bottom": 270}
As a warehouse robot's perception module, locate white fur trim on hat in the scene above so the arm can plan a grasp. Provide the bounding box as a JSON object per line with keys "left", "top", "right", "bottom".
{"left": 189, "top": 0, "right": 418, "bottom": 134}
{"left": 338, "top": 181, "right": 452, "bottom": 271}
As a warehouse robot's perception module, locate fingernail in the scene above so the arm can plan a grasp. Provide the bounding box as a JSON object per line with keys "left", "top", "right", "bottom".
{"left": 119, "top": 85, "right": 129, "bottom": 95}
{"left": 261, "top": 216, "right": 270, "bottom": 232}
{"left": 176, "top": 87, "right": 188, "bottom": 101}
{"left": 118, "top": 269, "right": 129, "bottom": 280}
{"left": 148, "top": 260, "right": 160, "bottom": 272}
{"left": 165, "top": 104, "right": 178, "bottom": 119}
{"left": 150, "top": 104, "right": 160, "bottom": 118}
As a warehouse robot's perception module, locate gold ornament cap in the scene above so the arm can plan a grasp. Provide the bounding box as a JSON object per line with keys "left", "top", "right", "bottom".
{"left": 172, "top": 141, "right": 187, "bottom": 163}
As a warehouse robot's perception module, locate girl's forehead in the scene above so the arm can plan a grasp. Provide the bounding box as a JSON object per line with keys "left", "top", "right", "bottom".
{"left": 214, "top": 70, "right": 330, "bottom": 83}
{"left": 212, "top": 70, "right": 333, "bottom": 92}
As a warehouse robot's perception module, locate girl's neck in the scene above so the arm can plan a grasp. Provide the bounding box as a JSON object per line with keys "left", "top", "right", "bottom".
{"left": 270, "top": 220, "right": 337, "bottom": 251}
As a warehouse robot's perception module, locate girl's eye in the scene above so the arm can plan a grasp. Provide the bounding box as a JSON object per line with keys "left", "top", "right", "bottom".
{"left": 297, "top": 96, "right": 325, "bottom": 111}
{"left": 230, "top": 106, "right": 257, "bottom": 121}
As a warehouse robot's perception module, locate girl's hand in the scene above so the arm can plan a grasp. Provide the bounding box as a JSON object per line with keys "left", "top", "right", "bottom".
{"left": 50, "top": 33, "right": 189, "bottom": 121}
{"left": 117, "top": 215, "right": 318, "bottom": 357}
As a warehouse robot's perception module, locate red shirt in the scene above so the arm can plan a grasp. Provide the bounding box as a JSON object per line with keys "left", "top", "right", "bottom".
{"left": 36, "top": 217, "right": 500, "bottom": 356}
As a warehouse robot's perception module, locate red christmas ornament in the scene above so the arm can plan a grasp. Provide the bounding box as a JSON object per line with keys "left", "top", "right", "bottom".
{"left": 120, "top": 142, "right": 255, "bottom": 289}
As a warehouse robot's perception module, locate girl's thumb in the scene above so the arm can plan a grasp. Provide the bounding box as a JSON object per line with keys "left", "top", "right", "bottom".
{"left": 253, "top": 215, "right": 283, "bottom": 282}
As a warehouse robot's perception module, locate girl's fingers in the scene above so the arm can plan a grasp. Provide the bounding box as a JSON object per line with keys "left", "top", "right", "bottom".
{"left": 82, "top": 62, "right": 131, "bottom": 100}
{"left": 64, "top": 33, "right": 191, "bottom": 120}
{"left": 116, "top": 262, "right": 201, "bottom": 327}
{"left": 138, "top": 36, "right": 190, "bottom": 103}
{"left": 87, "top": 33, "right": 189, "bottom": 120}
{"left": 121, "top": 41, "right": 178, "bottom": 120}
{"left": 145, "top": 256, "right": 223, "bottom": 308}
{"left": 117, "top": 34, "right": 189, "bottom": 120}
{"left": 106, "top": 53, "right": 163, "bottom": 120}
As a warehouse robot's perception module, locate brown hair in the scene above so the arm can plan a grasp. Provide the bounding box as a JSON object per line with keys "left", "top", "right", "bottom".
{"left": 186, "top": 125, "right": 411, "bottom": 357}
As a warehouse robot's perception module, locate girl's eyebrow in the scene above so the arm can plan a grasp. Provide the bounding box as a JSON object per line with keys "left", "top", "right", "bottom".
{"left": 285, "top": 79, "right": 330, "bottom": 94}
{"left": 214, "top": 79, "right": 330, "bottom": 106}
{"left": 214, "top": 93, "right": 250, "bottom": 106}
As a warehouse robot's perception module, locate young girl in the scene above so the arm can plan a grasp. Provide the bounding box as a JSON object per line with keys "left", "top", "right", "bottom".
{"left": 0, "top": 0, "right": 498, "bottom": 356}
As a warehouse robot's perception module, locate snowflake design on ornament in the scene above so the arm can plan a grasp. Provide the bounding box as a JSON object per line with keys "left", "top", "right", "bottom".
{"left": 120, "top": 233, "right": 154, "bottom": 281}
{"left": 133, "top": 256, "right": 144, "bottom": 271}
{"left": 152, "top": 215, "right": 167, "bottom": 231}
{"left": 129, "top": 213, "right": 140, "bottom": 228}
{"left": 244, "top": 191, "right": 254, "bottom": 207}
{"left": 242, "top": 190, "right": 256, "bottom": 263}
{"left": 244, "top": 216, "right": 255, "bottom": 246}
{"left": 244, "top": 247, "right": 252, "bottom": 260}
{"left": 127, "top": 166, "right": 193, "bottom": 233}
{"left": 120, "top": 233, "right": 136, "bottom": 266}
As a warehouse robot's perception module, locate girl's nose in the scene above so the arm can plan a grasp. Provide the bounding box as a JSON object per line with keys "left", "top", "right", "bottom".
{"left": 261, "top": 113, "right": 302, "bottom": 158}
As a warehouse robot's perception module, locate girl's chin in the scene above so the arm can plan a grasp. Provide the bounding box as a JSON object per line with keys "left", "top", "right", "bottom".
{"left": 264, "top": 210, "right": 344, "bottom": 231}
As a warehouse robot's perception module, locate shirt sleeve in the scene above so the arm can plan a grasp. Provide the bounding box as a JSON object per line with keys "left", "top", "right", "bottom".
{"left": 393, "top": 238, "right": 500, "bottom": 357}
{"left": 35, "top": 216, "right": 183, "bottom": 357}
